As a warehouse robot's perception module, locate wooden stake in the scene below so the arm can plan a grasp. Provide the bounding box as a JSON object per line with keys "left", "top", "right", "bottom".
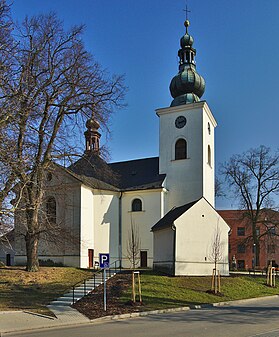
{"left": 132, "top": 271, "right": 135, "bottom": 303}
{"left": 138, "top": 272, "right": 142, "bottom": 303}
{"left": 211, "top": 269, "right": 215, "bottom": 291}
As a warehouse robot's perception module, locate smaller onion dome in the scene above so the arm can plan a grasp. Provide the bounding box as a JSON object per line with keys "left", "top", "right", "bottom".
{"left": 86, "top": 118, "right": 100, "bottom": 130}
{"left": 84, "top": 117, "right": 101, "bottom": 155}
{"left": 180, "top": 21, "right": 194, "bottom": 48}
{"left": 180, "top": 33, "right": 194, "bottom": 48}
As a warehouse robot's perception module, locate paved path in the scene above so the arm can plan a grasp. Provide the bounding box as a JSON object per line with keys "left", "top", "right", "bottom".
{"left": 0, "top": 272, "right": 116, "bottom": 334}
{"left": 1, "top": 296, "right": 279, "bottom": 336}
{"left": 0, "top": 309, "right": 89, "bottom": 334}
{"left": 3, "top": 296, "right": 279, "bottom": 337}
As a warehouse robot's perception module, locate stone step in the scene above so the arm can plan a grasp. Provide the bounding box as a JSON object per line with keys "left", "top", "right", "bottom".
{"left": 52, "top": 299, "right": 74, "bottom": 305}
{"left": 61, "top": 291, "right": 91, "bottom": 298}
{"left": 49, "top": 272, "right": 119, "bottom": 308}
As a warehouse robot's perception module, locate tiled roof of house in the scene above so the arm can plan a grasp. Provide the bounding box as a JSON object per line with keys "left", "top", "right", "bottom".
{"left": 151, "top": 199, "right": 200, "bottom": 231}
{"left": 67, "top": 154, "right": 165, "bottom": 192}
{"left": 217, "top": 209, "right": 279, "bottom": 228}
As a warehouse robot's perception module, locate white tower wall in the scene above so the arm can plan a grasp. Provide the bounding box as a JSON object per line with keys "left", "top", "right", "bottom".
{"left": 157, "top": 101, "right": 216, "bottom": 210}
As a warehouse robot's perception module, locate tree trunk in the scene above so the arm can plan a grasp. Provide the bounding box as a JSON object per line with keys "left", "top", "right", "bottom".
{"left": 25, "top": 232, "right": 40, "bottom": 272}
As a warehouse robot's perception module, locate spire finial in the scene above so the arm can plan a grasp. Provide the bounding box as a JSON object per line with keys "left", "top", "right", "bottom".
{"left": 183, "top": 3, "right": 191, "bottom": 33}
{"left": 169, "top": 5, "right": 205, "bottom": 107}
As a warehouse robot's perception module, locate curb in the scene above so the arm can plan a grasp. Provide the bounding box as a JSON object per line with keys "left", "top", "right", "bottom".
{"left": 88, "top": 294, "right": 279, "bottom": 323}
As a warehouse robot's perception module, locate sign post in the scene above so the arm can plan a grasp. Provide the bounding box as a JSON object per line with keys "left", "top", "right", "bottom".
{"left": 99, "top": 253, "right": 110, "bottom": 311}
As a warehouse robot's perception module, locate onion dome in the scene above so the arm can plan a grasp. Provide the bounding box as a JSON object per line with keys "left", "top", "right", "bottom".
{"left": 170, "top": 20, "right": 205, "bottom": 107}
{"left": 84, "top": 117, "right": 101, "bottom": 155}
{"left": 86, "top": 118, "right": 100, "bottom": 131}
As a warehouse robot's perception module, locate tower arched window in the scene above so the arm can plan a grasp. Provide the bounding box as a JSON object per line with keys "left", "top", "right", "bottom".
{"left": 131, "top": 198, "right": 142, "bottom": 212}
{"left": 207, "top": 145, "right": 211, "bottom": 167}
{"left": 46, "top": 197, "right": 56, "bottom": 223}
{"left": 175, "top": 138, "right": 187, "bottom": 160}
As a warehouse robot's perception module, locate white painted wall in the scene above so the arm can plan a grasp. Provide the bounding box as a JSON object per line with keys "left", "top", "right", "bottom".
{"left": 202, "top": 103, "right": 216, "bottom": 207}
{"left": 156, "top": 101, "right": 216, "bottom": 210}
{"left": 153, "top": 227, "right": 175, "bottom": 274}
{"left": 174, "top": 198, "right": 229, "bottom": 276}
{"left": 14, "top": 168, "right": 83, "bottom": 267}
{"left": 121, "top": 189, "right": 163, "bottom": 268}
{"left": 80, "top": 185, "right": 94, "bottom": 268}
{"left": 93, "top": 190, "right": 119, "bottom": 266}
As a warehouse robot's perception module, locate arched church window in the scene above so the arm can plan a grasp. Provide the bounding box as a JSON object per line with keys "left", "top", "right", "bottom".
{"left": 208, "top": 145, "right": 211, "bottom": 166}
{"left": 131, "top": 198, "right": 142, "bottom": 212}
{"left": 175, "top": 139, "right": 187, "bottom": 160}
{"left": 46, "top": 197, "right": 56, "bottom": 223}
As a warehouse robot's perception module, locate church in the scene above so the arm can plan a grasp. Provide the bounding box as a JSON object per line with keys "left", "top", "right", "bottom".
{"left": 14, "top": 19, "right": 230, "bottom": 276}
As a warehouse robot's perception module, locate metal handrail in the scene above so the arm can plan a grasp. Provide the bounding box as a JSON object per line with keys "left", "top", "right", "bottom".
{"left": 72, "top": 259, "right": 122, "bottom": 304}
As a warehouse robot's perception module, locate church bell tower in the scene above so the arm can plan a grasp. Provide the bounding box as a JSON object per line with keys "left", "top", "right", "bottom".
{"left": 84, "top": 117, "right": 101, "bottom": 155}
{"left": 157, "top": 19, "right": 216, "bottom": 210}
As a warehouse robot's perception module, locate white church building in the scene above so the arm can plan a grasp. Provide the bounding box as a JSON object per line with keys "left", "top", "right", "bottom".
{"left": 14, "top": 20, "right": 230, "bottom": 276}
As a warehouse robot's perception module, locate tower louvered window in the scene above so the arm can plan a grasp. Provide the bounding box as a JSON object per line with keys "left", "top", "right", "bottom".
{"left": 175, "top": 139, "right": 187, "bottom": 160}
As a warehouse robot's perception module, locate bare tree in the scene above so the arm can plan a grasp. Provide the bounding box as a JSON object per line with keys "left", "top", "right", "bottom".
{"left": 126, "top": 220, "right": 141, "bottom": 270}
{"left": 0, "top": 6, "right": 125, "bottom": 271}
{"left": 221, "top": 146, "right": 279, "bottom": 267}
{"left": 209, "top": 224, "right": 223, "bottom": 293}
{"left": 215, "top": 176, "right": 224, "bottom": 198}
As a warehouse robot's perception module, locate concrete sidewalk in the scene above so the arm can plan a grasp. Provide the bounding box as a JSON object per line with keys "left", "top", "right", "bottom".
{"left": 1, "top": 295, "right": 279, "bottom": 336}
{"left": 0, "top": 307, "right": 90, "bottom": 335}
{"left": 0, "top": 271, "right": 118, "bottom": 335}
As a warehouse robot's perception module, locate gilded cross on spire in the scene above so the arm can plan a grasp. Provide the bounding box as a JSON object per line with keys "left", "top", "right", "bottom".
{"left": 183, "top": 3, "right": 191, "bottom": 33}
{"left": 183, "top": 3, "right": 191, "bottom": 21}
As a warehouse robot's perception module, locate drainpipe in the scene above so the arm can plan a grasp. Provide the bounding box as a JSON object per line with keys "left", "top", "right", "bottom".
{"left": 171, "top": 224, "right": 176, "bottom": 276}
{"left": 118, "top": 192, "right": 123, "bottom": 268}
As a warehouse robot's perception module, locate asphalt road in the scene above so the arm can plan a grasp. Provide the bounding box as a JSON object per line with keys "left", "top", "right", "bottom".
{"left": 5, "top": 297, "right": 279, "bottom": 337}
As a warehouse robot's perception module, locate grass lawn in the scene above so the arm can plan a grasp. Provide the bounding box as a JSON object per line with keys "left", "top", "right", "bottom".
{"left": 1, "top": 267, "right": 279, "bottom": 318}
{"left": 119, "top": 271, "right": 279, "bottom": 311}
{"left": 0, "top": 266, "right": 92, "bottom": 315}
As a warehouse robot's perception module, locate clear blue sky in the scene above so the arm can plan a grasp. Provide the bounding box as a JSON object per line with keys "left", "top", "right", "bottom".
{"left": 11, "top": 0, "right": 279, "bottom": 208}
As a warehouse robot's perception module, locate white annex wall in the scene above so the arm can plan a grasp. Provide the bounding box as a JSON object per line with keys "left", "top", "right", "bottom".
{"left": 153, "top": 227, "right": 175, "bottom": 274}
{"left": 121, "top": 189, "right": 163, "bottom": 268}
{"left": 175, "top": 198, "right": 229, "bottom": 276}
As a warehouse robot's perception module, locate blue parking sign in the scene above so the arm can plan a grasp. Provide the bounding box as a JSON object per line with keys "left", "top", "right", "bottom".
{"left": 99, "top": 253, "right": 110, "bottom": 268}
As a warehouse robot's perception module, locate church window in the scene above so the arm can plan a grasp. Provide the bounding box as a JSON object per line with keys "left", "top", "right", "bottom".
{"left": 131, "top": 198, "right": 142, "bottom": 212}
{"left": 46, "top": 197, "right": 56, "bottom": 223}
{"left": 207, "top": 145, "right": 211, "bottom": 166}
{"left": 208, "top": 122, "right": 211, "bottom": 135}
{"left": 175, "top": 139, "right": 187, "bottom": 160}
